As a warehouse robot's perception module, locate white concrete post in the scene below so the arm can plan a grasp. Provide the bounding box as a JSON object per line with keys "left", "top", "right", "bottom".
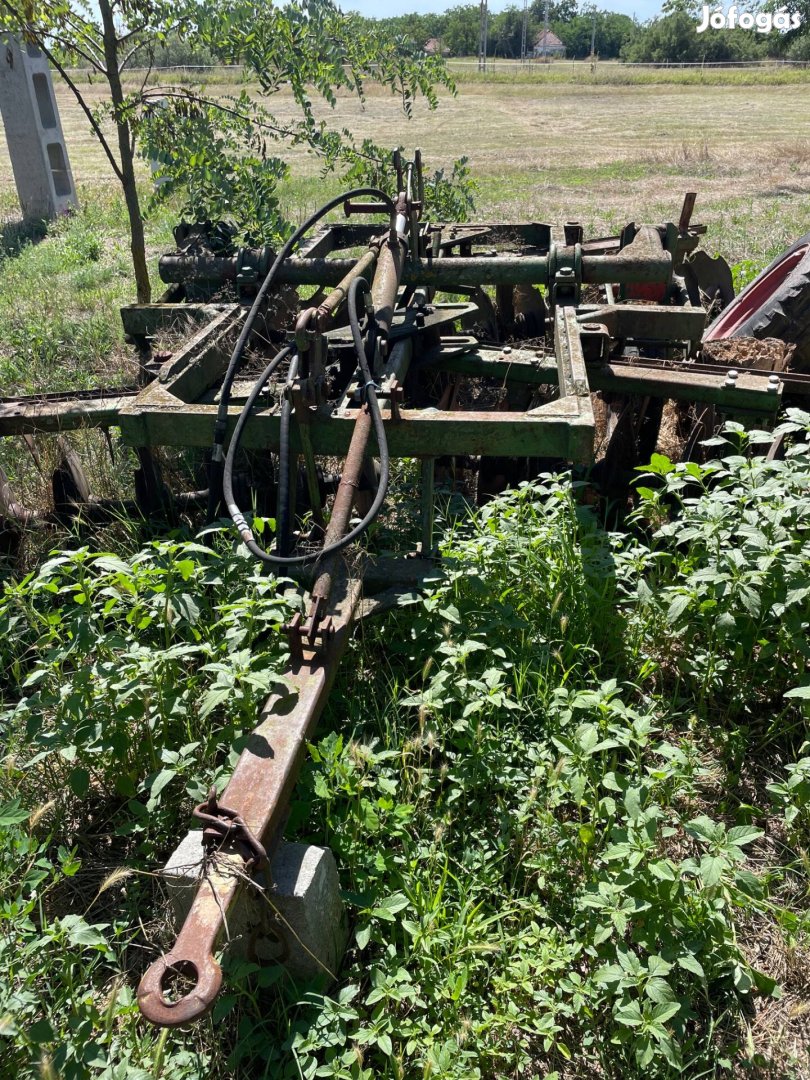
{"left": 0, "top": 34, "right": 78, "bottom": 221}
{"left": 163, "top": 833, "right": 349, "bottom": 986}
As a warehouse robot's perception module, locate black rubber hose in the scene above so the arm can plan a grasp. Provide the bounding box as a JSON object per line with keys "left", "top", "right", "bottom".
{"left": 223, "top": 275, "right": 389, "bottom": 567}
{"left": 208, "top": 187, "right": 396, "bottom": 520}
{"left": 221, "top": 342, "right": 292, "bottom": 534}
{"left": 276, "top": 354, "right": 298, "bottom": 558}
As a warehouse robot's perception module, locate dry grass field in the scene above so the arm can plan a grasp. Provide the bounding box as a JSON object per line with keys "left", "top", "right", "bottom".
{"left": 2, "top": 69, "right": 808, "bottom": 399}
{"left": 2, "top": 72, "right": 810, "bottom": 260}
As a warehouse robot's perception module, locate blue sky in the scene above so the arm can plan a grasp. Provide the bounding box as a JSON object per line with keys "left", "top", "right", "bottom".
{"left": 344, "top": 0, "right": 663, "bottom": 22}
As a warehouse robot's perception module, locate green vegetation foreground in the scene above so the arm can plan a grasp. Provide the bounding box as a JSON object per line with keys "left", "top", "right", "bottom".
{"left": 2, "top": 419, "right": 809, "bottom": 1078}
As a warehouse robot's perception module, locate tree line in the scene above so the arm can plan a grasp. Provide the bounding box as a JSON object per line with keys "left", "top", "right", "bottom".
{"left": 127, "top": 0, "right": 810, "bottom": 68}
{"left": 354, "top": 1, "right": 634, "bottom": 61}
{"left": 363, "top": 0, "right": 809, "bottom": 62}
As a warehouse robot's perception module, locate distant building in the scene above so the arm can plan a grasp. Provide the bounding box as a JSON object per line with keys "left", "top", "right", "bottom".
{"left": 533, "top": 30, "right": 566, "bottom": 58}
{"left": 423, "top": 37, "right": 450, "bottom": 57}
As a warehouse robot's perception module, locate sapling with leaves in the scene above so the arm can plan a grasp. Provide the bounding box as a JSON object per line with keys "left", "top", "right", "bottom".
{"left": 0, "top": 0, "right": 466, "bottom": 300}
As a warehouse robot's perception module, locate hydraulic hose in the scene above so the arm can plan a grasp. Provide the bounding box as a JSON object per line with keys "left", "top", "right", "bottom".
{"left": 221, "top": 341, "right": 292, "bottom": 500}
{"left": 276, "top": 354, "right": 299, "bottom": 558}
{"left": 223, "top": 275, "right": 389, "bottom": 567}
{"left": 207, "top": 186, "right": 396, "bottom": 520}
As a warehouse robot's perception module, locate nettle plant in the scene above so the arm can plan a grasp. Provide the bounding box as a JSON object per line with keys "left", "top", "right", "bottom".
{"left": 0, "top": 538, "right": 295, "bottom": 846}
{"left": 278, "top": 480, "right": 783, "bottom": 1080}
{"left": 621, "top": 411, "right": 810, "bottom": 719}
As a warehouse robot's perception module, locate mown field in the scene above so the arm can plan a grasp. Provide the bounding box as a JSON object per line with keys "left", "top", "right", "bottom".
{"left": 2, "top": 67, "right": 810, "bottom": 395}
{"left": 2, "top": 67, "right": 810, "bottom": 393}
{"left": 1, "top": 70, "right": 810, "bottom": 1080}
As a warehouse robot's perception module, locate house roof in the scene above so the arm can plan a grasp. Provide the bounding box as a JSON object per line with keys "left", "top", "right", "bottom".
{"left": 534, "top": 30, "right": 564, "bottom": 47}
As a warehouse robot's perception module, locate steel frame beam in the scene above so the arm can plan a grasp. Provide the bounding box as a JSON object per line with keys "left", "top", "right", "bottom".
{"left": 138, "top": 574, "right": 363, "bottom": 1027}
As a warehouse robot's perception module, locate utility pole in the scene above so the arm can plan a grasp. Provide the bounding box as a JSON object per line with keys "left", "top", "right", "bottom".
{"left": 543, "top": 0, "right": 549, "bottom": 63}
{"left": 478, "top": 0, "right": 488, "bottom": 72}
{"left": 590, "top": 5, "right": 597, "bottom": 58}
{"left": 521, "top": 0, "right": 528, "bottom": 64}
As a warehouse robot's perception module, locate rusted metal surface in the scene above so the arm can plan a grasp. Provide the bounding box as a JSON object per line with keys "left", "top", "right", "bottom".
{"left": 122, "top": 403, "right": 594, "bottom": 459}
{"left": 162, "top": 249, "right": 674, "bottom": 290}
{"left": 137, "top": 207, "right": 408, "bottom": 1026}
{"left": 156, "top": 306, "right": 245, "bottom": 401}
{"left": 192, "top": 787, "right": 268, "bottom": 870}
{"left": 0, "top": 465, "right": 42, "bottom": 525}
{"left": 120, "top": 302, "right": 231, "bottom": 340}
{"left": 592, "top": 361, "right": 782, "bottom": 412}
{"left": 679, "top": 191, "right": 698, "bottom": 234}
{"left": 303, "top": 405, "right": 372, "bottom": 642}
{"left": 576, "top": 304, "right": 706, "bottom": 344}
{"left": 137, "top": 853, "right": 241, "bottom": 1027}
{"left": 0, "top": 390, "right": 135, "bottom": 436}
{"left": 313, "top": 247, "right": 379, "bottom": 332}
{"left": 137, "top": 574, "right": 363, "bottom": 1026}
{"left": 370, "top": 233, "right": 407, "bottom": 340}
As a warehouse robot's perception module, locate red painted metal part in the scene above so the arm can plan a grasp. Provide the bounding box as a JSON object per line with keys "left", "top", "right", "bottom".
{"left": 705, "top": 242, "right": 810, "bottom": 341}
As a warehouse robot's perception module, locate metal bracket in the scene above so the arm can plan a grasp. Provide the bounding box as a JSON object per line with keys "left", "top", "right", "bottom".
{"left": 548, "top": 240, "right": 583, "bottom": 309}
{"left": 284, "top": 597, "right": 335, "bottom": 658}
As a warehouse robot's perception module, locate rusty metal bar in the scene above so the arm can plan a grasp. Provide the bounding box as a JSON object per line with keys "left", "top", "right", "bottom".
{"left": 304, "top": 214, "right": 406, "bottom": 637}
{"left": 0, "top": 392, "right": 135, "bottom": 436}
{"left": 576, "top": 304, "right": 706, "bottom": 342}
{"left": 591, "top": 362, "right": 782, "bottom": 412}
{"left": 303, "top": 405, "right": 373, "bottom": 642}
{"left": 120, "top": 302, "right": 232, "bottom": 340}
{"left": 137, "top": 576, "right": 362, "bottom": 1027}
{"left": 679, "top": 192, "right": 697, "bottom": 234}
{"left": 139, "top": 209, "right": 406, "bottom": 1026}
{"left": 0, "top": 465, "right": 43, "bottom": 525}
{"left": 313, "top": 247, "right": 379, "bottom": 332}
{"left": 118, "top": 398, "right": 594, "bottom": 460}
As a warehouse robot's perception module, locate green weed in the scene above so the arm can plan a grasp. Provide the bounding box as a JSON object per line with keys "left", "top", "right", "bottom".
{"left": 0, "top": 433, "right": 809, "bottom": 1077}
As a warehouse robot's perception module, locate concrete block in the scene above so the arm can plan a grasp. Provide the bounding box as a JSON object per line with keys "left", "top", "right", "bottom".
{"left": 163, "top": 833, "right": 349, "bottom": 986}
{"left": 0, "top": 35, "right": 77, "bottom": 220}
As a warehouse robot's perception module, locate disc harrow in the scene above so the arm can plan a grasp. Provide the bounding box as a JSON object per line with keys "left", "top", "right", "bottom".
{"left": 1, "top": 153, "right": 805, "bottom": 1025}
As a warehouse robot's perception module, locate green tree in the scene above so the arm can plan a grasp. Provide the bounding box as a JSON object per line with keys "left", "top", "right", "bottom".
{"left": 490, "top": 6, "right": 525, "bottom": 56}
{"left": 367, "top": 12, "right": 449, "bottom": 48}
{"left": 621, "top": 11, "right": 702, "bottom": 61}
{"left": 531, "top": 0, "right": 578, "bottom": 23}
{"left": 621, "top": 10, "right": 768, "bottom": 62}
{"left": 442, "top": 4, "right": 480, "bottom": 56}
{"left": 555, "top": 10, "right": 638, "bottom": 58}
{"left": 0, "top": 0, "right": 455, "bottom": 302}
{"left": 660, "top": 0, "right": 701, "bottom": 15}
{"left": 773, "top": 0, "right": 810, "bottom": 54}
